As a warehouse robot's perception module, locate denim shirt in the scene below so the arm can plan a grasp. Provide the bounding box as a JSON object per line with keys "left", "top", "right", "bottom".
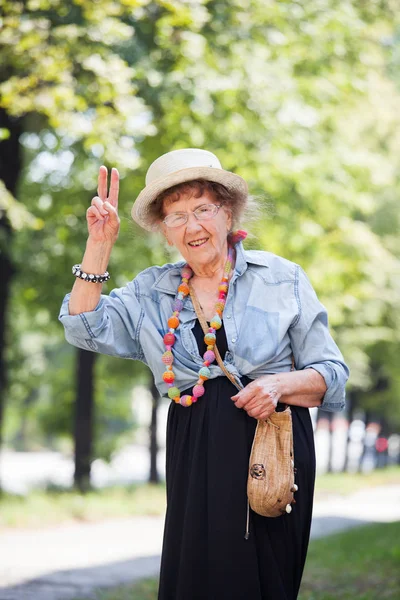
{"left": 59, "top": 241, "right": 349, "bottom": 411}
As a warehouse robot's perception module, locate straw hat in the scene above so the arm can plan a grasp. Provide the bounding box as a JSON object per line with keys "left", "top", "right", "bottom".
{"left": 131, "top": 148, "right": 248, "bottom": 231}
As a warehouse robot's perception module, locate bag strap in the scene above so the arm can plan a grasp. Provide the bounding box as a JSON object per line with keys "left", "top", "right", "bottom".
{"left": 188, "top": 280, "right": 295, "bottom": 399}
{"left": 188, "top": 280, "right": 242, "bottom": 391}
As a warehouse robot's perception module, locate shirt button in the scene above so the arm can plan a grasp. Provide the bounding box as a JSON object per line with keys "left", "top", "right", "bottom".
{"left": 226, "top": 315, "right": 231, "bottom": 319}
{"left": 231, "top": 338, "right": 237, "bottom": 343}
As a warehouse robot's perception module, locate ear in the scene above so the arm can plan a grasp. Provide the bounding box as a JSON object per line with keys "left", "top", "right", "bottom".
{"left": 224, "top": 207, "right": 233, "bottom": 232}
{"left": 161, "top": 223, "right": 173, "bottom": 246}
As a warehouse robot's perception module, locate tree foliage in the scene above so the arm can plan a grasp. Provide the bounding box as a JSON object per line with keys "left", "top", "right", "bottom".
{"left": 1, "top": 0, "right": 400, "bottom": 458}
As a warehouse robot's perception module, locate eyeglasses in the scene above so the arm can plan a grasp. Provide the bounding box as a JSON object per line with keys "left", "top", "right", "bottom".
{"left": 163, "top": 203, "right": 222, "bottom": 228}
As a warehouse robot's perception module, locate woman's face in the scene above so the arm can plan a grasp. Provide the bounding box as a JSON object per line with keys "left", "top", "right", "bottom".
{"left": 161, "top": 190, "right": 232, "bottom": 269}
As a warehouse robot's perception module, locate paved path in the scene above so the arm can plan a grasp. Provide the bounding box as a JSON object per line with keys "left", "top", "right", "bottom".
{"left": 1, "top": 484, "right": 399, "bottom": 600}
{"left": 0, "top": 517, "right": 164, "bottom": 600}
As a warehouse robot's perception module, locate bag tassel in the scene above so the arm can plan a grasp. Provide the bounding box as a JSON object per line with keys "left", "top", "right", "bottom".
{"left": 244, "top": 499, "right": 250, "bottom": 540}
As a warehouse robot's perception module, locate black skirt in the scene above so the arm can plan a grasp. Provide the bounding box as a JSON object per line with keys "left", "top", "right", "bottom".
{"left": 158, "top": 320, "right": 316, "bottom": 600}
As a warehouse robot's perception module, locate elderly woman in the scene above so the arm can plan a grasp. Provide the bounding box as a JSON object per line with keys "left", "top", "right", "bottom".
{"left": 59, "top": 148, "right": 349, "bottom": 600}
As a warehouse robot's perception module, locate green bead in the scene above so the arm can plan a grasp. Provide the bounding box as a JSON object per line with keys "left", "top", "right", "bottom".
{"left": 168, "top": 386, "right": 180, "bottom": 399}
{"left": 210, "top": 314, "right": 222, "bottom": 329}
{"left": 199, "top": 366, "right": 211, "bottom": 378}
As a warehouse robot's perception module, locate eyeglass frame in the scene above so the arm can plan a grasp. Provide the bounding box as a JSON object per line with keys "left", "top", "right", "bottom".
{"left": 162, "top": 203, "right": 222, "bottom": 228}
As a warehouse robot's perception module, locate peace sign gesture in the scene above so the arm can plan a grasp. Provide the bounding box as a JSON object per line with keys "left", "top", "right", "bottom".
{"left": 87, "top": 166, "right": 120, "bottom": 244}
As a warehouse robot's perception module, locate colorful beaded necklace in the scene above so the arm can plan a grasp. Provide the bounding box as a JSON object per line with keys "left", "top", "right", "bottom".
{"left": 162, "top": 230, "right": 247, "bottom": 407}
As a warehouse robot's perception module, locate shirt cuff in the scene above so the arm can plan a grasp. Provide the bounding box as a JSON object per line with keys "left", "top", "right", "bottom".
{"left": 58, "top": 293, "right": 105, "bottom": 340}
{"left": 305, "top": 362, "right": 346, "bottom": 412}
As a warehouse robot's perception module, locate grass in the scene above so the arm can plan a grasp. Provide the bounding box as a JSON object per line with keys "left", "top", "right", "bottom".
{"left": 298, "top": 521, "right": 400, "bottom": 599}
{"left": 314, "top": 465, "right": 400, "bottom": 499}
{"left": 74, "top": 521, "right": 400, "bottom": 600}
{"left": 1, "top": 465, "right": 399, "bottom": 530}
{"left": 76, "top": 579, "right": 159, "bottom": 600}
{"left": 0, "top": 483, "right": 166, "bottom": 529}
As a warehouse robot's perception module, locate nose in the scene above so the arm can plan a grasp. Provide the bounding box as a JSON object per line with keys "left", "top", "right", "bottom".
{"left": 185, "top": 211, "right": 204, "bottom": 233}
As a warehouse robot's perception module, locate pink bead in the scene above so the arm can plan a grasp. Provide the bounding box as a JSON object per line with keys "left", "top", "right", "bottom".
{"left": 164, "top": 332, "right": 175, "bottom": 346}
{"left": 181, "top": 267, "right": 192, "bottom": 279}
{"left": 228, "top": 229, "right": 248, "bottom": 245}
{"left": 193, "top": 384, "right": 205, "bottom": 398}
{"left": 204, "top": 350, "right": 215, "bottom": 363}
{"left": 180, "top": 395, "right": 193, "bottom": 407}
{"left": 162, "top": 351, "right": 173, "bottom": 365}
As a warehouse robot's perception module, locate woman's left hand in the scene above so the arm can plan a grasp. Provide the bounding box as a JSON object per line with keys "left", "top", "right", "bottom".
{"left": 231, "top": 375, "right": 282, "bottom": 420}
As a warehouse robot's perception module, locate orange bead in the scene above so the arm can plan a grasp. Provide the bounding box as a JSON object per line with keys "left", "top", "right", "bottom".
{"left": 162, "top": 371, "right": 175, "bottom": 384}
{"left": 204, "top": 332, "right": 216, "bottom": 345}
{"left": 178, "top": 283, "right": 190, "bottom": 295}
{"left": 168, "top": 316, "right": 179, "bottom": 329}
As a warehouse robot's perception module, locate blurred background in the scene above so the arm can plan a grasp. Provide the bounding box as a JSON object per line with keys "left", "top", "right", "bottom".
{"left": 0, "top": 1, "right": 399, "bottom": 599}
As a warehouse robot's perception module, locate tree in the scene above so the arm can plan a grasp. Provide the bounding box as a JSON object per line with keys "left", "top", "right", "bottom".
{"left": 0, "top": 0, "right": 158, "bottom": 487}
{"left": 149, "top": 381, "right": 160, "bottom": 484}
{"left": 2, "top": 0, "right": 400, "bottom": 491}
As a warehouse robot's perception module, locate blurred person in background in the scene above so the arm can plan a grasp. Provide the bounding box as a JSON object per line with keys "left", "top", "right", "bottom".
{"left": 59, "top": 148, "right": 349, "bottom": 600}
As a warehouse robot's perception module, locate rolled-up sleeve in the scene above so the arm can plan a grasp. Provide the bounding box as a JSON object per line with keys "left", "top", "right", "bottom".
{"left": 58, "top": 280, "right": 146, "bottom": 362}
{"left": 288, "top": 266, "right": 349, "bottom": 412}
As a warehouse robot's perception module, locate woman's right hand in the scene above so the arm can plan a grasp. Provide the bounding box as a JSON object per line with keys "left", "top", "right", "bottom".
{"left": 87, "top": 166, "right": 120, "bottom": 244}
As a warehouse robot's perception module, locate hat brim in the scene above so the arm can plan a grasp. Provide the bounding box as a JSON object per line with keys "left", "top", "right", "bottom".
{"left": 131, "top": 166, "right": 248, "bottom": 232}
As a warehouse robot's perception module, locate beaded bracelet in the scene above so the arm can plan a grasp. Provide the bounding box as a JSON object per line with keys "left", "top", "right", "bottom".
{"left": 72, "top": 263, "right": 110, "bottom": 283}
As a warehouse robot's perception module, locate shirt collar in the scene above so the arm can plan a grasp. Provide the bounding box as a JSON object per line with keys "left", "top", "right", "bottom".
{"left": 235, "top": 242, "right": 269, "bottom": 275}
{"left": 151, "top": 241, "right": 269, "bottom": 296}
{"left": 234, "top": 240, "right": 270, "bottom": 275}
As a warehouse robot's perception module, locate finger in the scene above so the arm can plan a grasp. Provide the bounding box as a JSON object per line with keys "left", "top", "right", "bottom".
{"left": 108, "top": 168, "right": 119, "bottom": 208}
{"left": 97, "top": 165, "right": 108, "bottom": 201}
{"left": 231, "top": 380, "right": 258, "bottom": 402}
{"left": 87, "top": 205, "right": 104, "bottom": 221}
{"left": 233, "top": 391, "right": 257, "bottom": 409}
{"left": 245, "top": 396, "right": 264, "bottom": 412}
{"left": 246, "top": 402, "right": 266, "bottom": 418}
{"left": 91, "top": 196, "right": 108, "bottom": 216}
{"left": 232, "top": 384, "right": 257, "bottom": 407}
{"left": 257, "top": 409, "right": 274, "bottom": 421}
{"left": 104, "top": 201, "right": 119, "bottom": 219}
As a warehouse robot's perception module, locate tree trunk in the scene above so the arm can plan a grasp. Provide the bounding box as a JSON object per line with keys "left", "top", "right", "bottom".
{"left": 74, "top": 348, "right": 96, "bottom": 492}
{"left": 149, "top": 380, "right": 160, "bottom": 484}
{"left": 0, "top": 109, "right": 22, "bottom": 492}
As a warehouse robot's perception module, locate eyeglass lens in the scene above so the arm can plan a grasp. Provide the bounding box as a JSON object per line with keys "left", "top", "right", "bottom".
{"left": 164, "top": 204, "right": 220, "bottom": 227}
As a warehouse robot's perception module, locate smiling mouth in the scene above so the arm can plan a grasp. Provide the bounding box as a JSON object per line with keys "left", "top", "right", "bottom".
{"left": 188, "top": 238, "right": 209, "bottom": 247}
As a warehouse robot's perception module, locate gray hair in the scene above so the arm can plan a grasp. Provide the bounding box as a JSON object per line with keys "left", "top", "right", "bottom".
{"left": 147, "top": 178, "right": 261, "bottom": 232}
